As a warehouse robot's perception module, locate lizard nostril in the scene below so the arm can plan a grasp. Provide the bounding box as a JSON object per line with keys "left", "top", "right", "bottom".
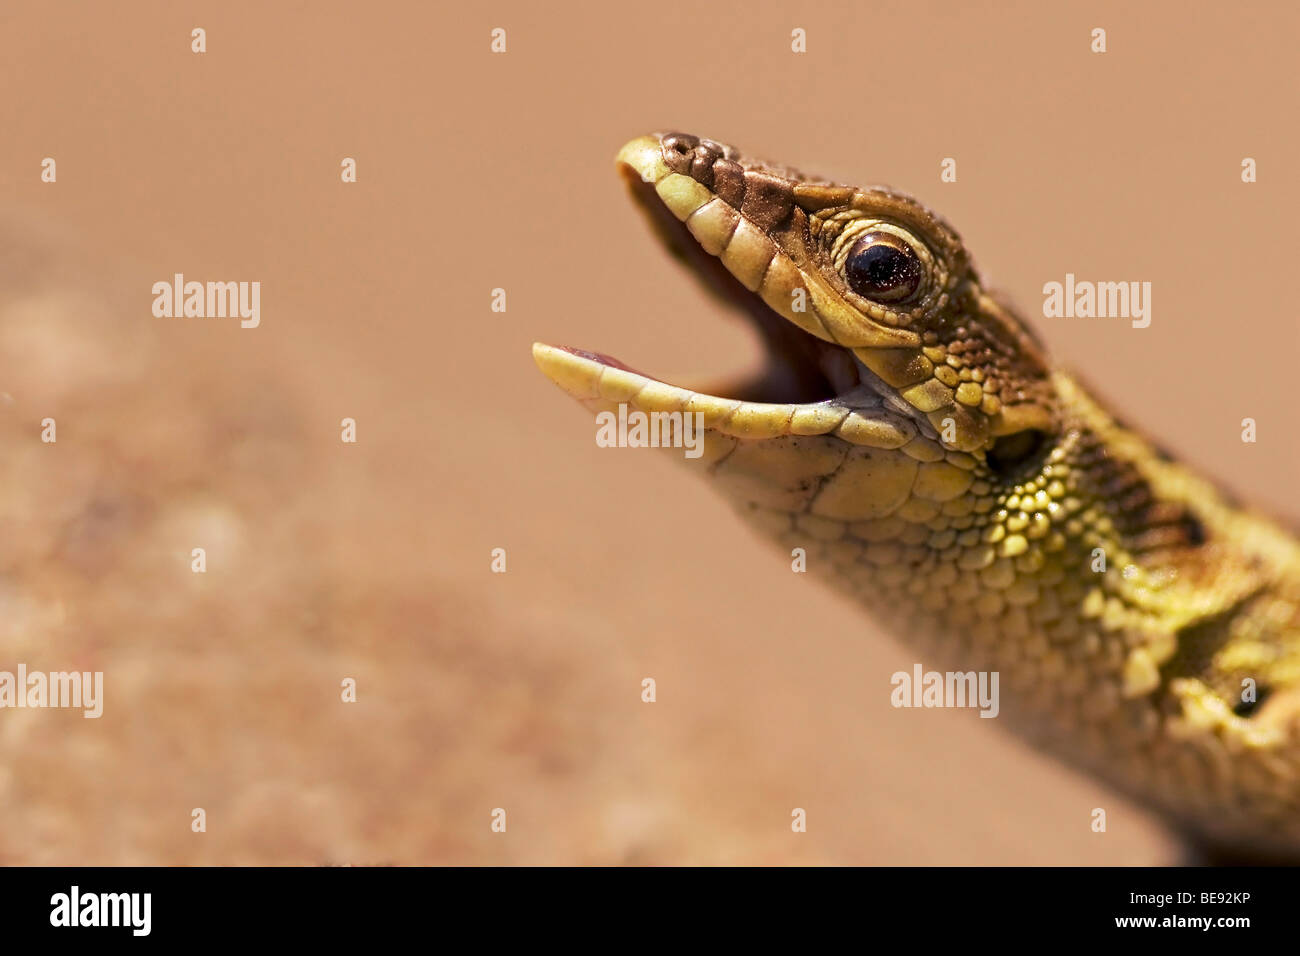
{"left": 662, "top": 132, "right": 697, "bottom": 155}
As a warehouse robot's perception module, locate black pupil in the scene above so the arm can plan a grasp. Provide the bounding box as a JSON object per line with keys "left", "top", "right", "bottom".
{"left": 845, "top": 234, "right": 922, "bottom": 301}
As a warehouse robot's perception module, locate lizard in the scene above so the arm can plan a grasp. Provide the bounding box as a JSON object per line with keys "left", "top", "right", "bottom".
{"left": 532, "top": 131, "right": 1300, "bottom": 863}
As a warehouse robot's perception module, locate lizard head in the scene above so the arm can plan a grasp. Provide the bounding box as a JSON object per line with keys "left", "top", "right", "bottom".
{"left": 534, "top": 131, "right": 1061, "bottom": 519}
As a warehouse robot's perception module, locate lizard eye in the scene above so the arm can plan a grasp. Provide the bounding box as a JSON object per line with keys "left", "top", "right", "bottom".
{"left": 844, "top": 232, "right": 924, "bottom": 303}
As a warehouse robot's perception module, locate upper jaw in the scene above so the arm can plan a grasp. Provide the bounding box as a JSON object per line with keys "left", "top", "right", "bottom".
{"left": 615, "top": 134, "right": 921, "bottom": 351}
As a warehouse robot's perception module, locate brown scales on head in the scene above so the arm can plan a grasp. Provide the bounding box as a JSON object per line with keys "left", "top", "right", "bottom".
{"left": 640, "top": 131, "right": 1057, "bottom": 457}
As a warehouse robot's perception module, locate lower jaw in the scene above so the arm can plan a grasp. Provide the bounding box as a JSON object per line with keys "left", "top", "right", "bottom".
{"left": 532, "top": 341, "right": 922, "bottom": 450}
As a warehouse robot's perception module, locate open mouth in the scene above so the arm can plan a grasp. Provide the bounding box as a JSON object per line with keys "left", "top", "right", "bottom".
{"left": 532, "top": 133, "right": 924, "bottom": 448}
{"left": 611, "top": 155, "right": 858, "bottom": 406}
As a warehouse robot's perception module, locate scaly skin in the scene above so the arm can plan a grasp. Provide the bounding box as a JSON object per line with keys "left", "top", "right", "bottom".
{"left": 533, "top": 132, "right": 1300, "bottom": 860}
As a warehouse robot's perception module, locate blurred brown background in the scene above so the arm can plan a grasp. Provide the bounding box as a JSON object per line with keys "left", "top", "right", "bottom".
{"left": 0, "top": 0, "right": 1295, "bottom": 863}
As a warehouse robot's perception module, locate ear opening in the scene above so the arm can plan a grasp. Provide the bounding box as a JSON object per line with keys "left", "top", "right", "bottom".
{"left": 986, "top": 428, "right": 1048, "bottom": 476}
